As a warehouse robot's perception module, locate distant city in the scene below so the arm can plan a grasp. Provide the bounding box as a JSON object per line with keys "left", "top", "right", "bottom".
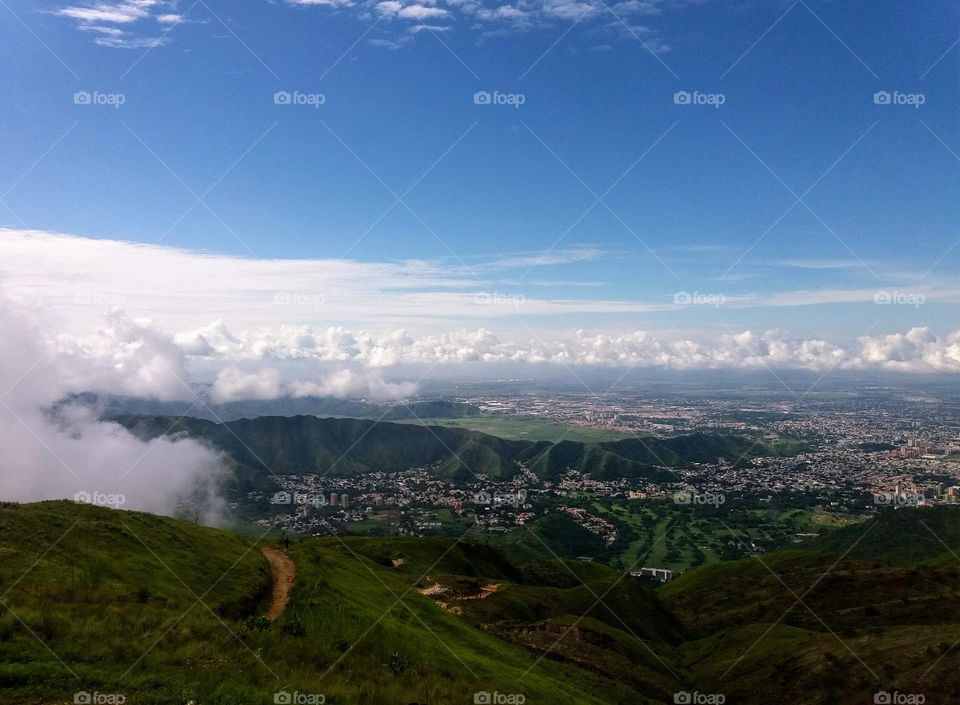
{"left": 235, "top": 384, "right": 960, "bottom": 578}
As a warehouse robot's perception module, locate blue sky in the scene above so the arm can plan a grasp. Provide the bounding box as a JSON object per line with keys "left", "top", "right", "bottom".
{"left": 1, "top": 0, "right": 958, "bottom": 355}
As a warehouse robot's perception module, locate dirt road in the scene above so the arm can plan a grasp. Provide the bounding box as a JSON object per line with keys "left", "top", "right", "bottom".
{"left": 261, "top": 546, "right": 296, "bottom": 620}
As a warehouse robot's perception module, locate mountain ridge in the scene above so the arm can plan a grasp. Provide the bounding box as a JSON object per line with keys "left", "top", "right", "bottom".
{"left": 112, "top": 413, "right": 798, "bottom": 485}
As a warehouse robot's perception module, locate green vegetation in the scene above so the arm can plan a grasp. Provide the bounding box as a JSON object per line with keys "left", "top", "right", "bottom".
{"left": 116, "top": 414, "right": 802, "bottom": 489}
{"left": 6, "top": 501, "right": 958, "bottom": 704}
{"left": 398, "top": 415, "right": 633, "bottom": 443}
{"left": 0, "top": 502, "right": 649, "bottom": 704}
{"left": 534, "top": 498, "right": 862, "bottom": 574}
{"left": 811, "top": 505, "right": 960, "bottom": 564}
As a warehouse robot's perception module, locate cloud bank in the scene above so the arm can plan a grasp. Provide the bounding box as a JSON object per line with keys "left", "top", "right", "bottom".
{"left": 1, "top": 227, "right": 959, "bottom": 421}
{"left": 176, "top": 321, "right": 960, "bottom": 374}
{"left": 0, "top": 295, "right": 225, "bottom": 520}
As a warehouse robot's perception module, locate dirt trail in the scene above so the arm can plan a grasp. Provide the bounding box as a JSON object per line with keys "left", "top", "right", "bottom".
{"left": 261, "top": 547, "right": 296, "bottom": 620}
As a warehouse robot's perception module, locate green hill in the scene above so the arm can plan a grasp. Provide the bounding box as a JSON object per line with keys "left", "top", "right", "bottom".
{"left": 4, "top": 502, "right": 960, "bottom": 703}
{"left": 114, "top": 414, "right": 793, "bottom": 488}
{"left": 0, "top": 501, "right": 676, "bottom": 704}
{"left": 811, "top": 506, "right": 960, "bottom": 565}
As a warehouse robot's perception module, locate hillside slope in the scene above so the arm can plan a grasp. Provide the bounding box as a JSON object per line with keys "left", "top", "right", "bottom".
{"left": 6, "top": 502, "right": 957, "bottom": 704}
{"left": 0, "top": 502, "right": 676, "bottom": 705}
{"left": 114, "top": 414, "right": 792, "bottom": 486}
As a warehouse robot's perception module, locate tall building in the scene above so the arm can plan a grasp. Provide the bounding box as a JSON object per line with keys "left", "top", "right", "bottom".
{"left": 340, "top": 493, "right": 349, "bottom": 509}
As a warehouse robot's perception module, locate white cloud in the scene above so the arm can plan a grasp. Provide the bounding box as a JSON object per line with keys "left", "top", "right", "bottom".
{"left": 55, "top": 0, "right": 699, "bottom": 48}
{"left": 288, "top": 0, "right": 355, "bottom": 5}
{"left": 289, "top": 368, "right": 418, "bottom": 400}
{"left": 0, "top": 295, "right": 225, "bottom": 520}
{"left": 171, "top": 321, "right": 960, "bottom": 374}
{"left": 397, "top": 4, "right": 451, "bottom": 19}
{"left": 54, "top": 0, "right": 180, "bottom": 48}
{"left": 55, "top": 308, "right": 193, "bottom": 401}
{"left": 541, "top": 0, "right": 601, "bottom": 20}
{"left": 375, "top": 0, "right": 450, "bottom": 20}
{"left": 2, "top": 228, "right": 960, "bottom": 386}
{"left": 376, "top": 0, "right": 403, "bottom": 13}
{"left": 210, "top": 366, "right": 284, "bottom": 403}
{"left": 56, "top": 1, "right": 157, "bottom": 24}
{"left": 93, "top": 34, "right": 170, "bottom": 48}
{"left": 0, "top": 229, "right": 676, "bottom": 332}
{"left": 409, "top": 23, "right": 452, "bottom": 32}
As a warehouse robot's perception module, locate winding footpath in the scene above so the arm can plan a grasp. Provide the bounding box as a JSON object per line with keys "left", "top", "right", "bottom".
{"left": 260, "top": 546, "right": 296, "bottom": 620}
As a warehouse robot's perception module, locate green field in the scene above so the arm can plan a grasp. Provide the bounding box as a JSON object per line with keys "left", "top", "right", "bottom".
{"left": 583, "top": 501, "right": 865, "bottom": 574}
{"left": 398, "top": 415, "right": 633, "bottom": 442}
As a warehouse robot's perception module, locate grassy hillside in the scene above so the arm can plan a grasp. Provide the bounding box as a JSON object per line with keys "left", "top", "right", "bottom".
{"left": 115, "top": 414, "right": 795, "bottom": 487}
{"left": 811, "top": 506, "right": 960, "bottom": 564}
{"left": 660, "top": 507, "right": 960, "bottom": 703}
{"left": 399, "top": 415, "right": 633, "bottom": 443}
{"left": 0, "top": 502, "right": 674, "bottom": 704}
{"left": 5, "top": 501, "right": 958, "bottom": 704}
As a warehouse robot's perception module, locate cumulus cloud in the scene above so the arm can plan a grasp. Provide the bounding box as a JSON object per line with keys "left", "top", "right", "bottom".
{"left": 210, "top": 365, "right": 418, "bottom": 403}
{"left": 0, "top": 295, "right": 225, "bottom": 521}
{"left": 209, "top": 366, "right": 284, "bottom": 403}
{"left": 56, "top": 308, "right": 193, "bottom": 401}
{"left": 2, "top": 228, "right": 959, "bottom": 387}
{"left": 398, "top": 4, "right": 451, "bottom": 19}
{"left": 289, "top": 369, "right": 418, "bottom": 400}
{"left": 47, "top": 308, "right": 959, "bottom": 377}
{"left": 171, "top": 321, "right": 960, "bottom": 374}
